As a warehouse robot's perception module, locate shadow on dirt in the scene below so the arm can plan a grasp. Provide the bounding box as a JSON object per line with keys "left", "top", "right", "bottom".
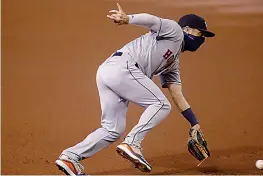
{"left": 90, "top": 146, "right": 263, "bottom": 175}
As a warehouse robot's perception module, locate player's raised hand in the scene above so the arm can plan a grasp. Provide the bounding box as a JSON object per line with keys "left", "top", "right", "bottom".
{"left": 107, "top": 3, "right": 129, "bottom": 25}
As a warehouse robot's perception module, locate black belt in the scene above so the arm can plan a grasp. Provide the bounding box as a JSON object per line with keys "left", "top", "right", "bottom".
{"left": 112, "top": 51, "right": 139, "bottom": 68}
{"left": 112, "top": 52, "right": 123, "bottom": 57}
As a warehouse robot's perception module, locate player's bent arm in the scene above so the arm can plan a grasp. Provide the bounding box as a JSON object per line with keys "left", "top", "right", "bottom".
{"left": 167, "top": 83, "right": 190, "bottom": 111}
{"left": 128, "top": 14, "right": 182, "bottom": 39}
{"left": 127, "top": 13, "right": 161, "bottom": 31}
{"left": 107, "top": 4, "right": 181, "bottom": 38}
{"left": 167, "top": 83, "right": 199, "bottom": 126}
{"left": 107, "top": 6, "right": 160, "bottom": 30}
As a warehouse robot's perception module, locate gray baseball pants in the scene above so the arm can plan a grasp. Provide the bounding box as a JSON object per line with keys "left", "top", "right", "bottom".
{"left": 62, "top": 52, "right": 171, "bottom": 161}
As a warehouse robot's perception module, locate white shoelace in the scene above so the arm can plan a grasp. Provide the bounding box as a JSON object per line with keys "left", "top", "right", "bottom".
{"left": 75, "top": 162, "right": 85, "bottom": 174}
{"left": 130, "top": 144, "right": 143, "bottom": 155}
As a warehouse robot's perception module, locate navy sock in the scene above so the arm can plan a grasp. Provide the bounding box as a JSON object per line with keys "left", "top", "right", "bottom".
{"left": 181, "top": 108, "right": 198, "bottom": 126}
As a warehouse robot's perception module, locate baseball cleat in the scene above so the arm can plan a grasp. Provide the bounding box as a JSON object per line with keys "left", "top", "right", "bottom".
{"left": 116, "top": 143, "right": 152, "bottom": 172}
{"left": 55, "top": 154, "right": 86, "bottom": 175}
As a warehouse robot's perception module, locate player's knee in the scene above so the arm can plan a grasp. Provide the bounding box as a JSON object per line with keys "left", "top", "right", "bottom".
{"left": 153, "top": 100, "right": 171, "bottom": 114}
{"left": 162, "top": 100, "right": 172, "bottom": 113}
{"left": 109, "top": 131, "right": 123, "bottom": 140}
{"left": 157, "top": 100, "right": 171, "bottom": 117}
{"left": 102, "top": 126, "right": 125, "bottom": 141}
{"left": 114, "top": 126, "right": 126, "bottom": 139}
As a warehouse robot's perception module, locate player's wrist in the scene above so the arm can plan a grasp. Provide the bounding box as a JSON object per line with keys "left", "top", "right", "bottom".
{"left": 123, "top": 14, "right": 129, "bottom": 24}
{"left": 181, "top": 108, "right": 198, "bottom": 127}
{"left": 127, "top": 15, "right": 134, "bottom": 24}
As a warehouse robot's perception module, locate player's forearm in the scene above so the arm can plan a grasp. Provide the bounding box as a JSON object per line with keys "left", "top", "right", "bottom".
{"left": 168, "top": 84, "right": 199, "bottom": 126}
{"left": 171, "top": 92, "right": 190, "bottom": 112}
{"left": 172, "top": 93, "right": 199, "bottom": 126}
{"left": 128, "top": 13, "right": 160, "bottom": 31}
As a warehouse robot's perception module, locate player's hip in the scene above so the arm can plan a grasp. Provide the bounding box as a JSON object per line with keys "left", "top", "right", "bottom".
{"left": 97, "top": 52, "right": 148, "bottom": 88}
{"left": 102, "top": 51, "right": 150, "bottom": 75}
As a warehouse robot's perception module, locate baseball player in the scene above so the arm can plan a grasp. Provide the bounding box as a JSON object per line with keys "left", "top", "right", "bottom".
{"left": 55, "top": 3, "right": 215, "bottom": 175}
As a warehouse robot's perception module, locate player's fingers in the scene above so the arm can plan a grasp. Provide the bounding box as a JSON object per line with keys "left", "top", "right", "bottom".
{"left": 107, "top": 14, "right": 121, "bottom": 22}
{"left": 111, "top": 14, "right": 119, "bottom": 18}
{"left": 117, "top": 3, "right": 124, "bottom": 13}
{"left": 107, "top": 15, "right": 116, "bottom": 20}
{"left": 109, "top": 10, "right": 119, "bottom": 13}
{"left": 114, "top": 20, "right": 120, "bottom": 24}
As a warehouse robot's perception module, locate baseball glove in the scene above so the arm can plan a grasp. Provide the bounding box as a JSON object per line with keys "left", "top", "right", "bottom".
{"left": 187, "top": 124, "right": 210, "bottom": 161}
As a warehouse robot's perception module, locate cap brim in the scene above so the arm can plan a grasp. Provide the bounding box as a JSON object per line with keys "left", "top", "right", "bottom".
{"left": 199, "top": 29, "right": 215, "bottom": 37}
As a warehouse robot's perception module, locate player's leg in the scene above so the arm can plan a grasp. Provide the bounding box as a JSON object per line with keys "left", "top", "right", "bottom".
{"left": 105, "top": 60, "right": 171, "bottom": 147}
{"left": 56, "top": 66, "right": 128, "bottom": 175}
{"left": 102, "top": 58, "right": 171, "bottom": 172}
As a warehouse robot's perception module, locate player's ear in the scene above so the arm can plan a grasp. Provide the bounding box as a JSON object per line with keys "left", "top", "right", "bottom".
{"left": 182, "top": 26, "right": 190, "bottom": 34}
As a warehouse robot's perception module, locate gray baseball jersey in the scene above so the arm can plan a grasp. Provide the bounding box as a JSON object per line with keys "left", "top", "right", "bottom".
{"left": 119, "top": 13, "right": 184, "bottom": 87}
{"left": 61, "top": 13, "right": 184, "bottom": 162}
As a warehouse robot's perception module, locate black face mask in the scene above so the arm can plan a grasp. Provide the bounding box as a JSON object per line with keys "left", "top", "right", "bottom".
{"left": 182, "top": 32, "right": 205, "bottom": 52}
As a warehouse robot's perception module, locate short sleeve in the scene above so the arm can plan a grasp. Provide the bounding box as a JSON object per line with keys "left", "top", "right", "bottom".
{"left": 159, "top": 61, "right": 182, "bottom": 88}
{"left": 128, "top": 14, "right": 183, "bottom": 41}
{"left": 157, "top": 18, "right": 183, "bottom": 41}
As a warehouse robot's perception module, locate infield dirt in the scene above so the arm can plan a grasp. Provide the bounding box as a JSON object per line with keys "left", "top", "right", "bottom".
{"left": 2, "top": 0, "right": 263, "bottom": 174}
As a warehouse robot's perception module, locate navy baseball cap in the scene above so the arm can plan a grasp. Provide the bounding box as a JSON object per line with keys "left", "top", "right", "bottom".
{"left": 178, "top": 14, "right": 215, "bottom": 37}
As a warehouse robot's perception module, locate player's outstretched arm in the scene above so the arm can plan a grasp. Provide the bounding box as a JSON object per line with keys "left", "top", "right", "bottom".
{"left": 107, "top": 3, "right": 161, "bottom": 31}
{"left": 167, "top": 83, "right": 210, "bottom": 161}
{"left": 167, "top": 83, "right": 198, "bottom": 126}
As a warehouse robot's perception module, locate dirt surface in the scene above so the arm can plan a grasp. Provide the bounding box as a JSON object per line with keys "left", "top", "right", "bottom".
{"left": 2, "top": 0, "right": 263, "bottom": 175}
